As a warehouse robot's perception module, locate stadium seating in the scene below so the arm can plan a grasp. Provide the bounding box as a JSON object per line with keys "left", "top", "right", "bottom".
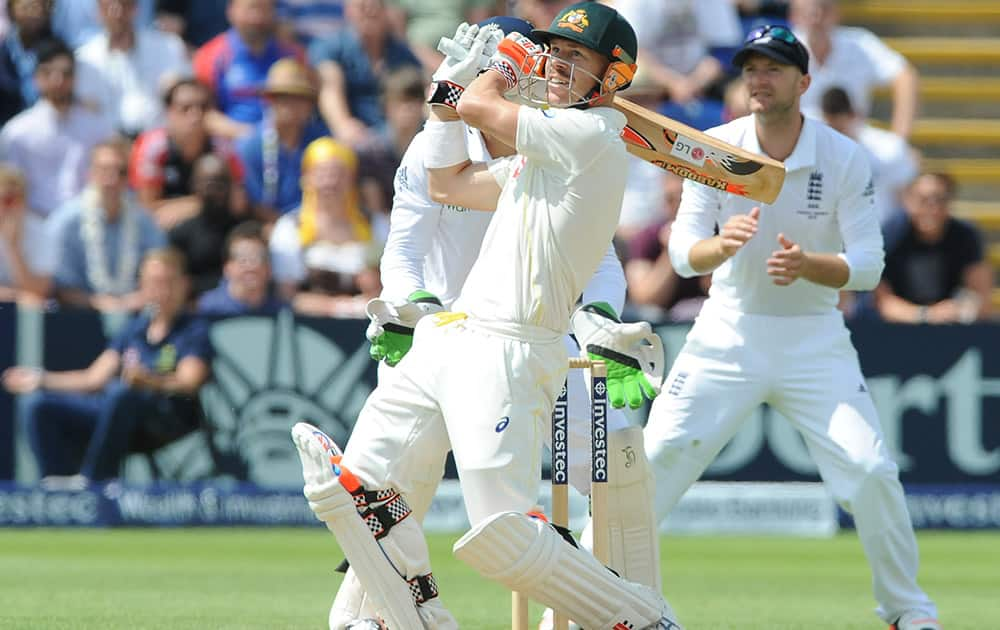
{"left": 849, "top": 0, "right": 1000, "bottom": 307}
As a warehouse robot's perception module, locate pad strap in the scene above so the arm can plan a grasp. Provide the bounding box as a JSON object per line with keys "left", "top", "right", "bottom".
{"left": 407, "top": 573, "right": 440, "bottom": 604}
{"left": 426, "top": 80, "right": 464, "bottom": 109}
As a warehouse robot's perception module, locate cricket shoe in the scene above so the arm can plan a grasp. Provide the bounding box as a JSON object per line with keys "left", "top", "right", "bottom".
{"left": 344, "top": 619, "right": 386, "bottom": 630}
{"left": 890, "top": 611, "right": 941, "bottom": 630}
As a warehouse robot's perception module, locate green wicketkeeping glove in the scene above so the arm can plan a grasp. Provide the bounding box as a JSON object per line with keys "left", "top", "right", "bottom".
{"left": 570, "top": 302, "right": 665, "bottom": 409}
{"left": 365, "top": 290, "right": 444, "bottom": 367}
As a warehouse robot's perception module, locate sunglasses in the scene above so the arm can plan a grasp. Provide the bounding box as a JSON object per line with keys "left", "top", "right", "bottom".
{"left": 745, "top": 25, "right": 799, "bottom": 46}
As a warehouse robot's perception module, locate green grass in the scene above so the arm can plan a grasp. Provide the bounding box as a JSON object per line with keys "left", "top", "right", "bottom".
{"left": 0, "top": 529, "right": 995, "bottom": 629}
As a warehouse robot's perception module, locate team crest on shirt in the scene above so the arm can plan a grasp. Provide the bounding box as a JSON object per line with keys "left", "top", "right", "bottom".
{"left": 558, "top": 9, "right": 589, "bottom": 32}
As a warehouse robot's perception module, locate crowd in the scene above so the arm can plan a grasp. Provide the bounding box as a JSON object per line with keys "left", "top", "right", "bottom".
{"left": 0, "top": 0, "right": 993, "bottom": 482}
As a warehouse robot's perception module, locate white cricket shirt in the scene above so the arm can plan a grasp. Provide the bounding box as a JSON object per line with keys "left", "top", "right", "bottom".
{"left": 382, "top": 124, "right": 626, "bottom": 313}
{"left": 798, "top": 26, "right": 906, "bottom": 119}
{"left": 669, "top": 114, "right": 884, "bottom": 316}
{"left": 453, "top": 105, "right": 629, "bottom": 334}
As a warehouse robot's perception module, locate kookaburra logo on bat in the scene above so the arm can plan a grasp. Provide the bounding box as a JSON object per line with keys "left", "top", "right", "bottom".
{"left": 663, "top": 129, "right": 765, "bottom": 176}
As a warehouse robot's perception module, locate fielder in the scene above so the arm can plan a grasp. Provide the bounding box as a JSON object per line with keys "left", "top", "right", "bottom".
{"left": 293, "top": 3, "right": 681, "bottom": 628}
{"left": 638, "top": 26, "right": 939, "bottom": 630}
{"left": 328, "top": 16, "right": 660, "bottom": 630}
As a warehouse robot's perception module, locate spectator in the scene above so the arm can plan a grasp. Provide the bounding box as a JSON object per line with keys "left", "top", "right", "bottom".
{"left": 356, "top": 64, "right": 426, "bottom": 221}
{"left": 193, "top": 0, "right": 305, "bottom": 139}
{"left": 3, "top": 248, "right": 213, "bottom": 484}
{"left": 74, "top": 0, "right": 191, "bottom": 138}
{"left": 874, "top": 173, "right": 992, "bottom": 324}
{"left": 0, "top": 163, "right": 54, "bottom": 302}
{"left": 386, "top": 0, "right": 500, "bottom": 71}
{"left": 168, "top": 154, "right": 248, "bottom": 297}
{"left": 309, "top": 0, "right": 421, "bottom": 148}
{"left": 721, "top": 75, "right": 750, "bottom": 121}
{"left": 269, "top": 137, "right": 380, "bottom": 317}
{"left": 52, "top": 0, "right": 156, "bottom": 49}
{"left": 790, "top": 0, "right": 919, "bottom": 139}
{"left": 129, "top": 78, "right": 245, "bottom": 230}
{"left": 236, "top": 58, "right": 326, "bottom": 221}
{"left": 615, "top": 0, "right": 741, "bottom": 110}
{"left": 0, "top": 38, "right": 114, "bottom": 217}
{"left": 820, "top": 86, "right": 919, "bottom": 226}
{"left": 624, "top": 172, "right": 709, "bottom": 321}
{"left": 515, "top": 0, "right": 574, "bottom": 30}
{"left": 197, "top": 220, "right": 288, "bottom": 316}
{"left": 155, "top": 0, "right": 230, "bottom": 49}
{"left": 49, "top": 139, "right": 166, "bottom": 312}
{"left": 0, "top": 0, "right": 56, "bottom": 123}
{"left": 275, "top": 0, "right": 345, "bottom": 46}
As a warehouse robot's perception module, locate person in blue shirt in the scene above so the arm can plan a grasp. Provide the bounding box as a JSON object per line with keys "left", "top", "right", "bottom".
{"left": 198, "top": 221, "right": 289, "bottom": 316}
{"left": 0, "top": 0, "right": 56, "bottom": 123}
{"left": 2, "top": 248, "right": 214, "bottom": 483}
{"left": 236, "top": 58, "right": 327, "bottom": 221}
{"left": 309, "top": 0, "right": 420, "bottom": 147}
{"left": 193, "top": 0, "right": 306, "bottom": 139}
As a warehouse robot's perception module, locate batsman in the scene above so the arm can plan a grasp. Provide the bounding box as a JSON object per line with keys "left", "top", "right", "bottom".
{"left": 330, "top": 14, "right": 664, "bottom": 630}
{"left": 292, "top": 2, "right": 681, "bottom": 629}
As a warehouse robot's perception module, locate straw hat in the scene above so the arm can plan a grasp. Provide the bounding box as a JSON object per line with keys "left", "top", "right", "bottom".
{"left": 261, "top": 58, "right": 317, "bottom": 99}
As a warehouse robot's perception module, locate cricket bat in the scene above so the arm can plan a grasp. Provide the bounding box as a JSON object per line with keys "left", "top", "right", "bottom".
{"left": 614, "top": 96, "right": 786, "bottom": 204}
{"left": 435, "top": 33, "right": 785, "bottom": 203}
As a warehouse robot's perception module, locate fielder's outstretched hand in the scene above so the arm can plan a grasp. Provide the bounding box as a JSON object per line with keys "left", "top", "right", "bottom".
{"left": 365, "top": 290, "right": 444, "bottom": 367}
{"left": 570, "top": 302, "right": 665, "bottom": 409}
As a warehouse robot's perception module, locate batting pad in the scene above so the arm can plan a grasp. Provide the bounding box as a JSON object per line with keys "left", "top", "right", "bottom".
{"left": 582, "top": 426, "right": 662, "bottom": 590}
{"left": 454, "top": 512, "right": 679, "bottom": 629}
{"left": 292, "top": 423, "right": 425, "bottom": 630}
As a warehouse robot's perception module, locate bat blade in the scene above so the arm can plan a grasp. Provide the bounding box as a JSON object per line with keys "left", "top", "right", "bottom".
{"left": 613, "top": 96, "right": 786, "bottom": 204}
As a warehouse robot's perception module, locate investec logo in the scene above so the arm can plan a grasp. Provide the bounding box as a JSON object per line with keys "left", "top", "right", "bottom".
{"left": 551, "top": 384, "right": 569, "bottom": 484}
{"left": 201, "top": 310, "right": 373, "bottom": 488}
{"left": 591, "top": 377, "right": 608, "bottom": 482}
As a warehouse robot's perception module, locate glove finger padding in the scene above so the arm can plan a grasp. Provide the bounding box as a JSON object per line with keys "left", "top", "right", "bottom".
{"left": 365, "top": 292, "right": 444, "bottom": 367}
{"left": 571, "top": 304, "right": 665, "bottom": 409}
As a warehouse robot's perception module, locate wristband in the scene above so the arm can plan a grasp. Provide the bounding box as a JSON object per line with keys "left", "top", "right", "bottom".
{"left": 426, "top": 80, "right": 464, "bottom": 109}
{"left": 484, "top": 60, "right": 517, "bottom": 91}
{"left": 422, "top": 119, "right": 469, "bottom": 169}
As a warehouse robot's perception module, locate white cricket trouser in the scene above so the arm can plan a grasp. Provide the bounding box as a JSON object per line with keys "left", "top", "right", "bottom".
{"left": 344, "top": 315, "right": 566, "bottom": 524}
{"left": 644, "top": 302, "right": 937, "bottom": 623}
{"left": 357, "top": 334, "right": 630, "bottom": 503}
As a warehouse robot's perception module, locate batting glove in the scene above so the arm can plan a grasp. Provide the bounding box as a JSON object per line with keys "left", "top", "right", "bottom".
{"left": 365, "top": 290, "right": 444, "bottom": 367}
{"left": 428, "top": 23, "right": 502, "bottom": 108}
{"left": 570, "top": 302, "right": 665, "bottom": 409}
{"left": 486, "top": 32, "right": 546, "bottom": 91}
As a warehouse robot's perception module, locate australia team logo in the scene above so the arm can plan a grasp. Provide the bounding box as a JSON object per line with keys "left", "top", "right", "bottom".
{"left": 558, "top": 9, "right": 589, "bottom": 32}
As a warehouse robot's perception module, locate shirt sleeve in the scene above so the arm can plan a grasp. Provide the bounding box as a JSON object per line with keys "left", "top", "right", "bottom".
{"left": 269, "top": 215, "right": 307, "bottom": 284}
{"left": 377, "top": 136, "right": 442, "bottom": 302}
{"left": 853, "top": 28, "right": 906, "bottom": 85}
{"left": 51, "top": 214, "right": 90, "bottom": 290}
{"left": 836, "top": 145, "right": 885, "bottom": 291}
{"left": 108, "top": 316, "right": 142, "bottom": 356}
{"left": 516, "top": 106, "right": 617, "bottom": 174}
{"left": 486, "top": 154, "right": 522, "bottom": 189}
{"left": 177, "top": 316, "right": 215, "bottom": 362}
{"left": 581, "top": 241, "right": 627, "bottom": 315}
{"left": 236, "top": 132, "right": 264, "bottom": 205}
{"left": 668, "top": 177, "right": 723, "bottom": 278}
{"left": 129, "top": 131, "right": 166, "bottom": 190}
